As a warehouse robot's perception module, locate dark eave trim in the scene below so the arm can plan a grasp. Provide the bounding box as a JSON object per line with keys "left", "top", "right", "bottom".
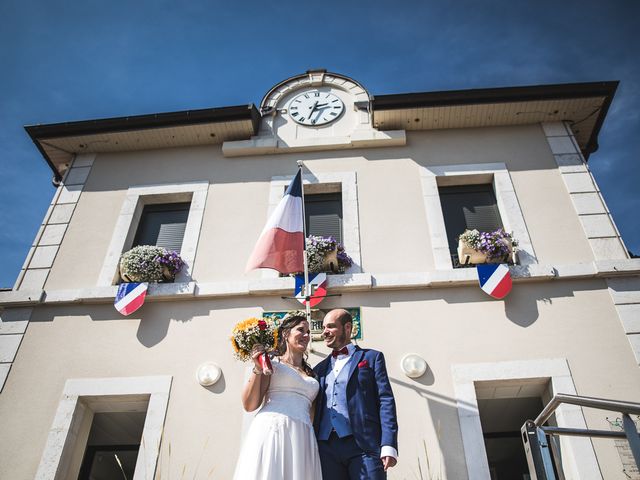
{"left": 24, "top": 104, "right": 260, "bottom": 140}
{"left": 25, "top": 104, "right": 260, "bottom": 183}
{"left": 372, "top": 81, "right": 619, "bottom": 159}
{"left": 372, "top": 81, "right": 619, "bottom": 111}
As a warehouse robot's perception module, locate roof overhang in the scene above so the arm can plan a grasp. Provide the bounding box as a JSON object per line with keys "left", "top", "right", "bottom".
{"left": 25, "top": 80, "right": 618, "bottom": 182}
{"left": 372, "top": 81, "right": 618, "bottom": 159}
{"left": 25, "top": 104, "right": 260, "bottom": 181}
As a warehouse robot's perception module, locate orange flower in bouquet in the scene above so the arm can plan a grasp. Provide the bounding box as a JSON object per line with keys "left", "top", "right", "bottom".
{"left": 230, "top": 317, "right": 278, "bottom": 374}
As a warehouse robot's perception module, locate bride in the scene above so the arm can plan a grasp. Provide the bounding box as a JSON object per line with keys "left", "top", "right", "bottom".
{"left": 233, "top": 313, "right": 322, "bottom": 480}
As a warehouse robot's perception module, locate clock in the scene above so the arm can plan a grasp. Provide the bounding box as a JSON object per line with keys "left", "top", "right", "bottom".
{"left": 288, "top": 90, "right": 345, "bottom": 126}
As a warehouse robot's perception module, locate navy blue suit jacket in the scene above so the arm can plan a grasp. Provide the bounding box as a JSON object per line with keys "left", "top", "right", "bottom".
{"left": 313, "top": 346, "right": 398, "bottom": 455}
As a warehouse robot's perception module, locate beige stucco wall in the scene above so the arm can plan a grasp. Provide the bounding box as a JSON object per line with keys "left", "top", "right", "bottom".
{"left": 5, "top": 121, "right": 636, "bottom": 479}
{"left": 1, "top": 279, "right": 639, "bottom": 479}
{"left": 44, "top": 123, "right": 592, "bottom": 291}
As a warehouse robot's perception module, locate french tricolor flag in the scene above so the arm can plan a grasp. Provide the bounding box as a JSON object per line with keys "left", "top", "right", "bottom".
{"left": 114, "top": 283, "right": 148, "bottom": 316}
{"left": 477, "top": 264, "right": 512, "bottom": 299}
{"left": 246, "top": 170, "right": 305, "bottom": 274}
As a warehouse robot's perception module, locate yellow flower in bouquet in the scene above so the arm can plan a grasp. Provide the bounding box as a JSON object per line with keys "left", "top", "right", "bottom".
{"left": 230, "top": 317, "right": 278, "bottom": 362}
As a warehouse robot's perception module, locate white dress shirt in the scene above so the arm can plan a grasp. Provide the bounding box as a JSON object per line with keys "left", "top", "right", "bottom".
{"left": 330, "top": 343, "right": 398, "bottom": 460}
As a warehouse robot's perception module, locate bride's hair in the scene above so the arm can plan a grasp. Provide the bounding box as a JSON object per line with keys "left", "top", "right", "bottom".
{"left": 276, "top": 314, "right": 315, "bottom": 378}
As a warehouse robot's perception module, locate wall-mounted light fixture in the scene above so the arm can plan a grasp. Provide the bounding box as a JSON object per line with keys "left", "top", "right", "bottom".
{"left": 400, "top": 354, "right": 427, "bottom": 379}
{"left": 196, "top": 362, "right": 222, "bottom": 387}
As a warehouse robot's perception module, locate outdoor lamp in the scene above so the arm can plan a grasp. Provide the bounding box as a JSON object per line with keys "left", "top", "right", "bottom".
{"left": 196, "top": 362, "right": 222, "bottom": 387}
{"left": 400, "top": 354, "right": 427, "bottom": 378}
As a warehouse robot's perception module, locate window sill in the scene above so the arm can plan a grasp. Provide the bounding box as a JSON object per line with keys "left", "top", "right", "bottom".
{"left": 2, "top": 259, "right": 639, "bottom": 307}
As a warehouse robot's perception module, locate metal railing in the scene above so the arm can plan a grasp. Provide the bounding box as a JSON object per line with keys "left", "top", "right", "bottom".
{"left": 522, "top": 394, "right": 640, "bottom": 480}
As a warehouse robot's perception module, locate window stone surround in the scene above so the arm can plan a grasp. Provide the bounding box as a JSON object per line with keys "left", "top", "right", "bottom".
{"left": 420, "top": 162, "right": 537, "bottom": 270}
{"left": 452, "top": 358, "right": 601, "bottom": 479}
{"left": 262, "top": 171, "right": 362, "bottom": 278}
{"left": 97, "top": 181, "right": 209, "bottom": 286}
{"left": 35, "top": 375, "right": 171, "bottom": 480}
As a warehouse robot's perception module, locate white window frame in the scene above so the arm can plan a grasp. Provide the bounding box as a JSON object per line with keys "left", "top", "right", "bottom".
{"left": 35, "top": 375, "right": 172, "bottom": 480}
{"left": 263, "top": 171, "right": 361, "bottom": 278}
{"left": 420, "top": 163, "right": 536, "bottom": 270}
{"left": 97, "top": 181, "right": 208, "bottom": 286}
{"left": 452, "top": 359, "right": 600, "bottom": 480}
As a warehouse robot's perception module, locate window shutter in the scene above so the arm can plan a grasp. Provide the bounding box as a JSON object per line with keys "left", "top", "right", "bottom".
{"left": 133, "top": 203, "right": 190, "bottom": 253}
{"left": 305, "top": 192, "right": 343, "bottom": 243}
{"left": 438, "top": 184, "right": 503, "bottom": 254}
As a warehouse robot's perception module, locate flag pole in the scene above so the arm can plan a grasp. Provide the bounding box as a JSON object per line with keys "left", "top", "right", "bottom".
{"left": 297, "top": 161, "right": 312, "bottom": 326}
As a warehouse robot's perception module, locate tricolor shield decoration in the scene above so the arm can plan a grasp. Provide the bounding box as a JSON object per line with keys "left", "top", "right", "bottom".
{"left": 114, "top": 282, "right": 148, "bottom": 316}
{"left": 476, "top": 264, "right": 512, "bottom": 299}
{"left": 294, "top": 273, "right": 328, "bottom": 307}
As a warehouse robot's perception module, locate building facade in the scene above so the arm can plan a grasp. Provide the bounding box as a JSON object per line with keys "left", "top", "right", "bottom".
{"left": 1, "top": 71, "right": 639, "bottom": 479}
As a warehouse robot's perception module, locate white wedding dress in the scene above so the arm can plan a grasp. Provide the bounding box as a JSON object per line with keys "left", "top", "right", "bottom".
{"left": 233, "top": 359, "right": 322, "bottom": 480}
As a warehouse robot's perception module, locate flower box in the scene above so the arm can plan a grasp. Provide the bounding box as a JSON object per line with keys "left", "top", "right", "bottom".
{"left": 305, "top": 236, "right": 353, "bottom": 274}
{"left": 119, "top": 245, "right": 185, "bottom": 283}
{"left": 457, "top": 229, "right": 517, "bottom": 266}
{"left": 321, "top": 249, "right": 339, "bottom": 273}
{"left": 457, "top": 238, "right": 514, "bottom": 265}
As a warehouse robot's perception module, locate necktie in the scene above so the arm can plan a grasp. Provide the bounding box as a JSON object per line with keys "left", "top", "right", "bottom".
{"left": 332, "top": 346, "right": 349, "bottom": 358}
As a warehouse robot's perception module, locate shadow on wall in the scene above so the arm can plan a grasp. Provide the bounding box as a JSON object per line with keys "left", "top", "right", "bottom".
{"left": 391, "top": 373, "right": 470, "bottom": 478}
{"left": 436, "top": 277, "right": 601, "bottom": 328}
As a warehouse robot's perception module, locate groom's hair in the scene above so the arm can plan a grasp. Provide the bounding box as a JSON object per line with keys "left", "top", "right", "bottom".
{"left": 333, "top": 309, "right": 353, "bottom": 327}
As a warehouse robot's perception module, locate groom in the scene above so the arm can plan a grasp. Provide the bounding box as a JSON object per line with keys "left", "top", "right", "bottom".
{"left": 313, "top": 309, "right": 398, "bottom": 479}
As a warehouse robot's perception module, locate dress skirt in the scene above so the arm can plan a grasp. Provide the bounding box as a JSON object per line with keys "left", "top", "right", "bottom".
{"left": 233, "top": 411, "right": 323, "bottom": 480}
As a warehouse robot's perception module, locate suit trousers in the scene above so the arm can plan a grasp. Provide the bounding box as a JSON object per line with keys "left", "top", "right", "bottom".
{"left": 318, "top": 431, "right": 386, "bottom": 480}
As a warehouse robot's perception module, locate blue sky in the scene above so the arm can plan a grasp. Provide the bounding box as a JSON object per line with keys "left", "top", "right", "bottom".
{"left": 1, "top": 0, "right": 638, "bottom": 287}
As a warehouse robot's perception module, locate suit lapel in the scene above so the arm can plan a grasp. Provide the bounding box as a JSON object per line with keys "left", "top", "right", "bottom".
{"left": 347, "top": 346, "right": 364, "bottom": 383}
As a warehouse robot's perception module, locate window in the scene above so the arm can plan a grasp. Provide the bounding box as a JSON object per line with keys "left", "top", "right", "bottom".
{"left": 132, "top": 202, "right": 191, "bottom": 252}
{"left": 35, "top": 376, "right": 171, "bottom": 480}
{"left": 77, "top": 412, "right": 146, "bottom": 480}
{"left": 305, "top": 192, "right": 343, "bottom": 242}
{"left": 438, "top": 184, "right": 504, "bottom": 266}
{"left": 97, "top": 181, "right": 208, "bottom": 286}
{"left": 419, "top": 163, "right": 537, "bottom": 270}
{"left": 265, "top": 172, "right": 361, "bottom": 278}
{"left": 452, "top": 359, "right": 600, "bottom": 479}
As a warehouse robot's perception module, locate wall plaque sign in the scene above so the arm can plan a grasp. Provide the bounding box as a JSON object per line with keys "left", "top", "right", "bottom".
{"left": 263, "top": 308, "right": 362, "bottom": 342}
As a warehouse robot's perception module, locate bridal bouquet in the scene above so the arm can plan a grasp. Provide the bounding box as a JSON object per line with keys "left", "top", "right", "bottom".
{"left": 230, "top": 317, "right": 278, "bottom": 375}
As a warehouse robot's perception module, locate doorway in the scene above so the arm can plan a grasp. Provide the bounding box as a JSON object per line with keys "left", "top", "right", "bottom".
{"left": 475, "top": 379, "right": 550, "bottom": 480}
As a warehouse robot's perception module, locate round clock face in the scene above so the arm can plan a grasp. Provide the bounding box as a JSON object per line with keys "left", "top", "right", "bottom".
{"left": 288, "top": 90, "right": 344, "bottom": 126}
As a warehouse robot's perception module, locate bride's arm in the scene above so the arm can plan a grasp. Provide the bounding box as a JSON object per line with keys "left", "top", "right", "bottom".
{"left": 241, "top": 346, "right": 271, "bottom": 412}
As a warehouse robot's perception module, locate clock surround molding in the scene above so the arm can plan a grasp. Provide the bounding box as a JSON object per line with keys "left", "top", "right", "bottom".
{"left": 222, "top": 70, "right": 405, "bottom": 157}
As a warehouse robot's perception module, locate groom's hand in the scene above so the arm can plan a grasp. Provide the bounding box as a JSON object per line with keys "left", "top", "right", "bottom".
{"left": 382, "top": 456, "right": 397, "bottom": 471}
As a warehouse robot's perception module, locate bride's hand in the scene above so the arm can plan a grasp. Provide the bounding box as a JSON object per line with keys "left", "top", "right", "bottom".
{"left": 251, "top": 344, "right": 267, "bottom": 371}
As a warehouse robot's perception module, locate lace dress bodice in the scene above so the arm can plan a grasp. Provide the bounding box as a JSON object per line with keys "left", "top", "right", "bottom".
{"left": 257, "top": 360, "right": 319, "bottom": 425}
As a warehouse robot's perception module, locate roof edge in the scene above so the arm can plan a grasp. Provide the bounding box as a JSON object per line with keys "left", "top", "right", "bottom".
{"left": 25, "top": 104, "right": 260, "bottom": 140}
{"left": 372, "top": 81, "right": 619, "bottom": 110}
{"left": 372, "top": 80, "right": 619, "bottom": 160}
{"left": 25, "top": 104, "right": 260, "bottom": 182}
